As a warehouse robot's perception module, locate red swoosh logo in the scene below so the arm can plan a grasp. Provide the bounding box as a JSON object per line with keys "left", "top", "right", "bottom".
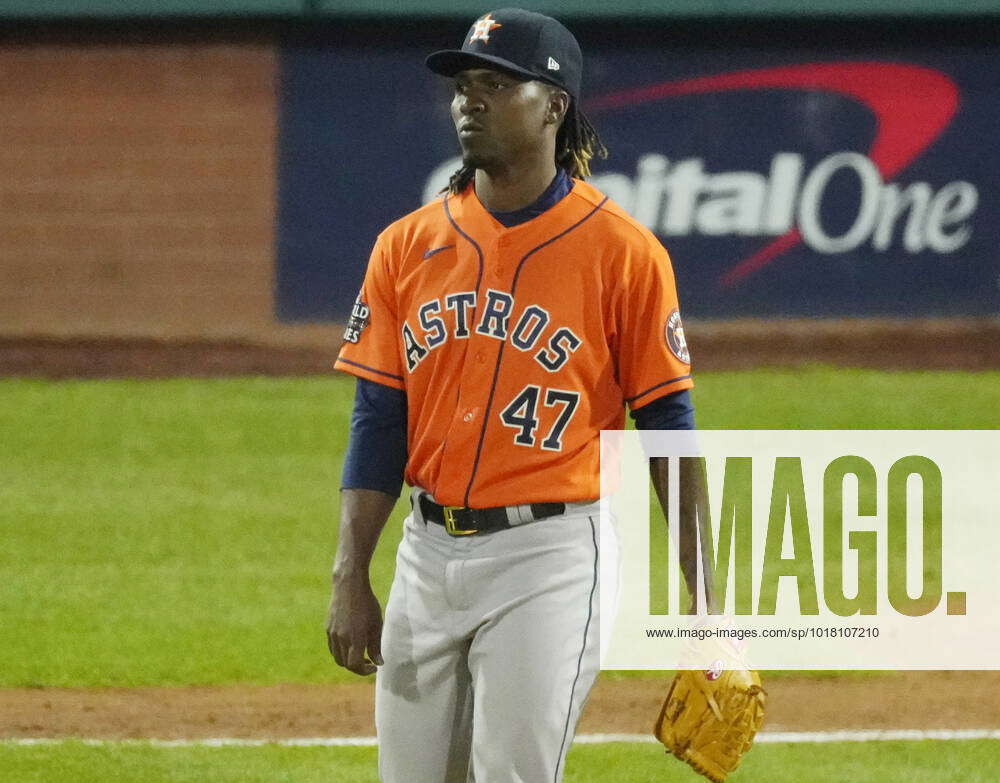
{"left": 587, "top": 63, "right": 959, "bottom": 286}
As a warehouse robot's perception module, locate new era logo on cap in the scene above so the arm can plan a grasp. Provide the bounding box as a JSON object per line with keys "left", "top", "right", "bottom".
{"left": 547, "top": 57, "right": 560, "bottom": 71}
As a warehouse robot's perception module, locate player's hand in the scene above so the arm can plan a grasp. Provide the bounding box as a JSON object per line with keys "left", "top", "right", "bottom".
{"left": 326, "top": 573, "right": 384, "bottom": 676}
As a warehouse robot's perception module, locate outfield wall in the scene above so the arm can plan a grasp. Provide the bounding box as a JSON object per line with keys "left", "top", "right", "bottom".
{"left": 0, "top": 43, "right": 292, "bottom": 343}
{"left": 0, "top": 19, "right": 997, "bottom": 354}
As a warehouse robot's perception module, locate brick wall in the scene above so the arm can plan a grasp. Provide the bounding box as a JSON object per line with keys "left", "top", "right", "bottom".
{"left": 0, "top": 41, "right": 337, "bottom": 346}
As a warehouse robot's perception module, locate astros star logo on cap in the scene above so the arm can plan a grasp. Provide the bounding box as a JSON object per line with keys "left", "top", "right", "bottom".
{"left": 469, "top": 13, "right": 502, "bottom": 43}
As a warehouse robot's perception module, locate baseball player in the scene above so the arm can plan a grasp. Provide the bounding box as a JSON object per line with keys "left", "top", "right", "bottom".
{"left": 326, "top": 9, "right": 696, "bottom": 782}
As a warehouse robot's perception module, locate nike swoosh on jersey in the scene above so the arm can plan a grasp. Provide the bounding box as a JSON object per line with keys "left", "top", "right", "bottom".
{"left": 422, "top": 244, "right": 456, "bottom": 260}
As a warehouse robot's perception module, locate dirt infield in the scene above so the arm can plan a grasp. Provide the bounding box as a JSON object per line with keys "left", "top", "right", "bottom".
{"left": 2, "top": 673, "right": 999, "bottom": 740}
{"left": 1, "top": 319, "right": 997, "bottom": 378}
{"left": 0, "top": 337, "right": 338, "bottom": 379}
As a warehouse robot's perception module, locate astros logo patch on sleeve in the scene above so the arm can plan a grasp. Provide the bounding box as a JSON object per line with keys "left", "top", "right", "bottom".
{"left": 665, "top": 309, "right": 690, "bottom": 364}
{"left": 343, "top": 295, "right": 371, "bottom": 344}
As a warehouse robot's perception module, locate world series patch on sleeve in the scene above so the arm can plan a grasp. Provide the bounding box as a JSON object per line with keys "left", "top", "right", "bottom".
{"left": 343, "top": 296, "right": 370, "bottom": 344}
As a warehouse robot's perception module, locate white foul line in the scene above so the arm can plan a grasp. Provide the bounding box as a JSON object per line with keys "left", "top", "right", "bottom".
{"left": 4, "top": 730, "right": 1000, "bottom": 748}
{"left": 576, "top": 729, "right": 1000, "bottom": 744}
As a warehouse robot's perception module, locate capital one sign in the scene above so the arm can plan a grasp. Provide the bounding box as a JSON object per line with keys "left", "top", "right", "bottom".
{"left": 277, "top": 48, "right": 999, "bottom": 320}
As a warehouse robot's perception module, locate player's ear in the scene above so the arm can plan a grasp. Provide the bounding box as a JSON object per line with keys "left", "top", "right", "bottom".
{"left": 545, "top": 87, "right": 570, "bottom": 126}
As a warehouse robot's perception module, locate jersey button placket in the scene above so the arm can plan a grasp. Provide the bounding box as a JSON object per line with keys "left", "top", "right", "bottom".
{"left": 491, "top": 236, "right": 508, "bottom": 281}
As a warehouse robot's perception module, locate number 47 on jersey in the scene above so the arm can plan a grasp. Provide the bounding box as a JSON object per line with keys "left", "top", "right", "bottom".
{"left": 499, "top": 385, "right": 579, "bottom": 452}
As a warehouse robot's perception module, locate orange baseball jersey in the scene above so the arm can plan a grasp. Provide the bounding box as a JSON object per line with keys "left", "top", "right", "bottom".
{"left": 335, "top": 178, "right": 693, "bottom": 508}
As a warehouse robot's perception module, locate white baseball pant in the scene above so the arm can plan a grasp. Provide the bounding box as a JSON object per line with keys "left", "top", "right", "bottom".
{"left": 375, "top": 492, "right": 601, "bottom": 783}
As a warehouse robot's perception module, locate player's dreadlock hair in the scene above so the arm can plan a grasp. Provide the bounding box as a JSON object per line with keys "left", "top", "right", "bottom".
{"left": 443, "top": 98, "right": 607, "bottom": 195}
{"left": 555, "top": 101, "right": 608, "bottom": 181}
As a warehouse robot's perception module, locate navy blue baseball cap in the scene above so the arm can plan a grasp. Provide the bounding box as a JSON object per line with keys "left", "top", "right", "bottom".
{"left": 425, "top": 8, "right": 582, "bottom": 100}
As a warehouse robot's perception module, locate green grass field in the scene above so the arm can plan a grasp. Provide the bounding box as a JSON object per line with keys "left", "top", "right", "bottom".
{"left": 1, "top": 368, "right": 997, "bottom": 687}
{"left": 2, "top": 369, "right": 998, "bottom": 781}
{"left": 3, "top": 740, "right": 999, "bottom": 782}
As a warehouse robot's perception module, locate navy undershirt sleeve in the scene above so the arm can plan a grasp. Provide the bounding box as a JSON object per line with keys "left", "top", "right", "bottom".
{"left": 631, "top": 388, "right": 696, "bottom": 430}
{"left": 340, "top": 377, "right": 408, "bottom": 497}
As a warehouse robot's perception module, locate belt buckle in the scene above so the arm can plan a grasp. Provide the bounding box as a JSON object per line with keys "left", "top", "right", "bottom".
{"left": 443, "top": 506, "right": 475, "bottom": 536}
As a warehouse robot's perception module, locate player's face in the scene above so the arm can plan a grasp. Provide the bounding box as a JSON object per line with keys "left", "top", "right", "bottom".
{"left": 451, "top": 68, "right": 554, "bottom": 171}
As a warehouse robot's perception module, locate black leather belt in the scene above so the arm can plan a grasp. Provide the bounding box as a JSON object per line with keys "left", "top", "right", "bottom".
{"left": 417, "top": 494, "right": 566, "bottom": 536}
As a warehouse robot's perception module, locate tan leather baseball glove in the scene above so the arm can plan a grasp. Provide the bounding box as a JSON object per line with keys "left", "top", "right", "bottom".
{"left": 653, "top": 638, "right": 766, "bottom": 782}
